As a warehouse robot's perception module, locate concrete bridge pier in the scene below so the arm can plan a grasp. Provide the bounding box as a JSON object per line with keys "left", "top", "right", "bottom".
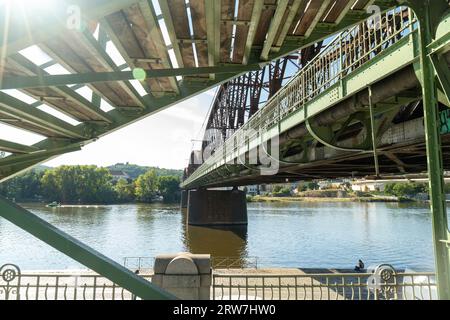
{"left": 180, "top": 190, "right": 188, "bottom": 209}
{"left": 186, "top": 188, "right": 248, "bottom": 226}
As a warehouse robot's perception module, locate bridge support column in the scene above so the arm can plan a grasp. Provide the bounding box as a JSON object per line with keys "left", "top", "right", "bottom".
{"left": 180, "top": 190, "right": 188, "bottom": 209}
{"left": 411, "top": 0, "right": 450, "bottom": 299}
{"left": 187, "top": 189, "right": 248, "bottom": 226}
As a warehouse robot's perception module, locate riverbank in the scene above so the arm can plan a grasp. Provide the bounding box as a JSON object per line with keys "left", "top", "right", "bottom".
{"left": 248, "top": 195, "right": 407, "bottom": 203}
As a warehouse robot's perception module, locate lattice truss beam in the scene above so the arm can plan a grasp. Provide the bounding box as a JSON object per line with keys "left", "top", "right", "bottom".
{"left": 201, "top": 45, "right": 325, "bottom": 156}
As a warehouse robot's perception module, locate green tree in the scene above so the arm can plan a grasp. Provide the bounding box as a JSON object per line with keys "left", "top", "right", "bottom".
{"left": 385, "top": 182, "right": 428, "bottom": 198}
{"left": 0, "top": 170, "right": 43, "bottom": 200}
{"left": 157, "top": 175, "right": 181, "bottom": 203}
{"left": 306, "top": 181, "right": 319, "bottom": 190}
{"left": 272, "top": 185, "right": 284, "bottom": 193}
{"left": 40, "top": 165, "right": 115, "bottom": 204}
{"left": 296, "top": 184, "right": 308, "bottom": 192}
{"left": 135, "top": 169, "right": 158, "bottom": 202}
{"left": 114, "top": 178, "right": 135, "bottom": 203}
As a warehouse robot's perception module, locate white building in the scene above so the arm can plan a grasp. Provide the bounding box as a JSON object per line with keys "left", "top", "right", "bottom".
{"left": 109, "top": 170, "right": 131, "bottom": 183}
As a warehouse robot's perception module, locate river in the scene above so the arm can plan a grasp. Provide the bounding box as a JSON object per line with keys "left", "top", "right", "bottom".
{"left": 0, "top": 201, "right": 445, "bottom": 271}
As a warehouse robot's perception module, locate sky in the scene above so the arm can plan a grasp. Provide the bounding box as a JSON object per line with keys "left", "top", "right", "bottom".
{"left": 44, "top": 91, "right": 215, "bottom": 169}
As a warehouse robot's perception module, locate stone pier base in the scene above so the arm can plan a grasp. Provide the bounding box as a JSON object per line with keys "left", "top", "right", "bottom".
{"left": 187, "top": 189, "right": 248, "bottom": 226}
{"left": 152, "top": 253, "right": 211, "bottom": 300}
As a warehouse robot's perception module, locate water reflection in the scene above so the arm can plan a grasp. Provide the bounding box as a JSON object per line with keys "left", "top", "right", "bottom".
{"left": 184, "top": 224, "right": 248, "bottom": 266}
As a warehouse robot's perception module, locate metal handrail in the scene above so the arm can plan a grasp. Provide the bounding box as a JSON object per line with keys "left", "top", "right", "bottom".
{"left": 123, "top": 256, "right": 155, "bottom": 270}
{"left": 0, "top": 272, "right": 153, "bottom": 300}
{"left": 1, "top": 264, "right": 436, "bottom": 300}
{"left": 184, "top": 6, "right": 417, "bottom": 186}
{"left": 212, "top": 272, "right": 436, "bottom": 300}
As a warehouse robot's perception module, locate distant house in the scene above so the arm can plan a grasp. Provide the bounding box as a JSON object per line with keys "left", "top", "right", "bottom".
{"left": 351, "top": 181, "right": 387, "bottom": 192}
{"left": 245, "top": 185, "right": 259, "bottom": 196}
{"left": 109, "top": 170, "right": 131, "bottom": 183}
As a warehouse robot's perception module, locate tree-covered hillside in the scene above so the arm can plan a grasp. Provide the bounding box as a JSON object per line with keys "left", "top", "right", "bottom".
{"left": 107, "top": 163, "right": 183, "bottom": 179}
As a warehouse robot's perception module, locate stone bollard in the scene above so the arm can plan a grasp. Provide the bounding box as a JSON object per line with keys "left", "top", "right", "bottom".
{"left": 152, "top": 253, "right": 211, "bottom": 300}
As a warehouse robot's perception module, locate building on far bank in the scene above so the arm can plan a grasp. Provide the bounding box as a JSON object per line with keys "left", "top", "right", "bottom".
{"left": 109, "top": 170, "right": 131, "bottom": 183}
{"left": 351, "top": 181, "right": 387, "bottom": 192}
{"left": 351, "top": 177, "right": 450, "bottom": 193}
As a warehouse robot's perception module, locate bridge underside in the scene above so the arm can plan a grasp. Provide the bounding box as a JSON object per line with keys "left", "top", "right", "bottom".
{"left": 197, "top": 133, "right": 450, "bottom": 188}
{"left": 182, "top": 30, "right": 450, "bottom": 189}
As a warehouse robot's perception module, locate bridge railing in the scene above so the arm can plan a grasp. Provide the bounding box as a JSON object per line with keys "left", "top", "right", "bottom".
{"left": 0, "top": 266, "right": 152, "bottom": 300}
{"left": 212, "top": 272, "right": 436, "bottom": 300}
{"left": 184, "top": 6, "right": 417, "bottom": 185}
{"left": 1, "top": 263, "right": 436, "bottom": 300}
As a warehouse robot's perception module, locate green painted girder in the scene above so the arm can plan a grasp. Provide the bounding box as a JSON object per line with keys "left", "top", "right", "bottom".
{"left": 335, "top": 0, "right": 364, "bottom": 25}
{"left": 98, "top": 19, "right": 157, "bottom": 99}
{"left": 304, "top": 0, "right": 332, "bottom": 38}
{"left": 0, "top": 144, "right": 81, "bottom": 169}
{"left": 205, "top": 0, "right": 221, "bottom": 75}
{"left": 406, "top": 0, "right": 450, "bottom": 300}
{"left": 0, "top": 92, "right": 90, "bottom": 139}
{"left": 78, "top": 30, "right": 149, "bottom": 109}
{"left": 256, "top": 1, "right": 398, "bottom": 63}
{"left": 0, "top": 0, "right": 142, "bottom": 57}
{"left": 0, "top": 67, "right": 259, "bottom": 181}
{"left": 0, "top": 144, "right": 83, "bottom": 180}
{"left": 0, "top": 64, "right": 264, "bottom": 90}
{"left": 9, "top": 54, "right": 115, "bottom": 124}
{"left": 0, "top": 138, "right": 86, "bottom": 182}
{"left": 0, "top": 157, "right": 55, "bottom": 181}
{"left": 243, "top": 0, "right": 264, "bottom": 65}
{"left": 143, "top": 0, "right": 180, "bottom": 92}
{"left": 431, "top": 54, "right": 450, "bottom": 105}
{"left": 0, "top": 196, "right": 174, "bottom": 300}
{"left": 272, "top": 0, "right": 304, "bottom": 54}
{"left": 0, "top": 139, "right": 39, "bottom": 154}
{"left": 158, "top": 0, "right": 185, "bottom": 68}
{"left": 260, "top": 0, "right": 290, "bottom": 60}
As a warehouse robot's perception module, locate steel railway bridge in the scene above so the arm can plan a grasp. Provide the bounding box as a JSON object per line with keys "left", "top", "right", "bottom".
{"left": 1, "top": 0, "right": 450, "bottom": 299}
